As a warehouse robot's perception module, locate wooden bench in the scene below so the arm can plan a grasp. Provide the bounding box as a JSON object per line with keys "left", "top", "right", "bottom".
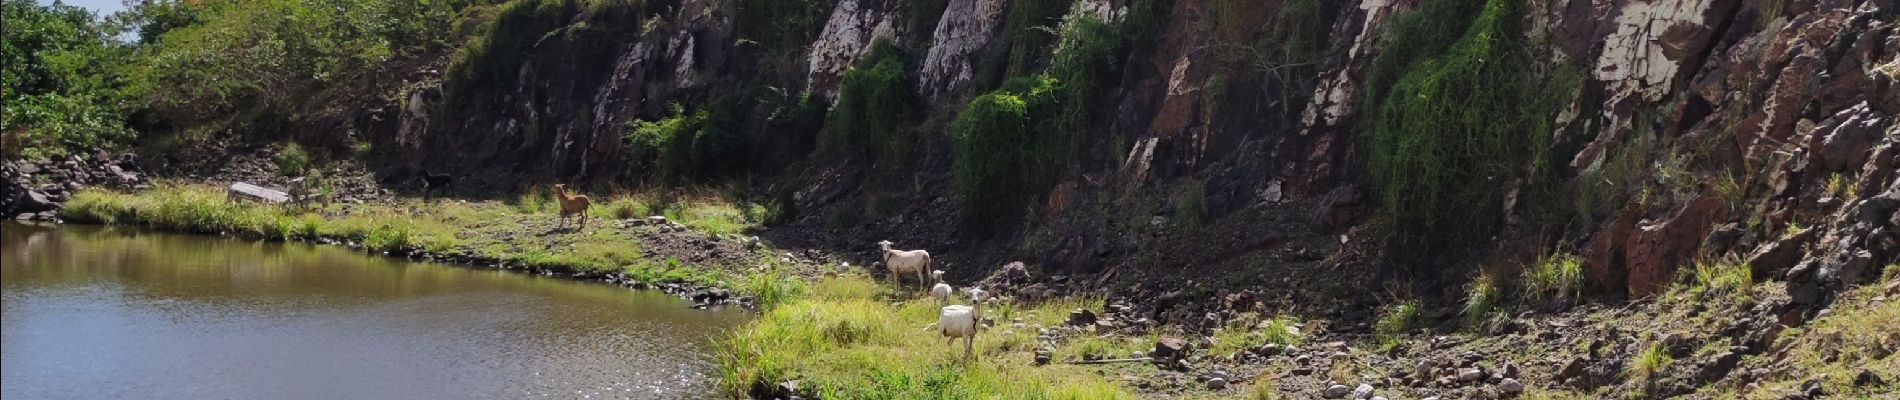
{"left": 227, "top": 182, "right": 289, "bottom": 204}
{"left": 285, "top": 177, "right": 330, "bottom": 209}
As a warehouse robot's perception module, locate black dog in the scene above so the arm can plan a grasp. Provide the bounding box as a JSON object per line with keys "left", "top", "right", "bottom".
{"left": 417, "top": 170, "right": 453, "bottom": 200}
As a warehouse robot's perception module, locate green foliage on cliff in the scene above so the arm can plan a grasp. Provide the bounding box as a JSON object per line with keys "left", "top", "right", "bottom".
{"left": 130, "top": 0, "right": 477, "bottom": 132}
{"left": 1362, "top": 0, "right": 1578, "bottom": 252}
{"left": 953, "top": 86, "right": 1041, "bottom": 229}
{"left": 952, "top": 6, "right": 1158, "bottom": 229}
{"left": 736, "top": 0, "right": 828, "bottom": 52}
{"left": 1, "top": 0, "right": 135, "bottom": 158}
{"left": 447, "top": 0, "right": 571, "bottom": 90}
{"left": 628, "top": 104, "right": 713, "bottom": 185}
{"left": 826, "top": 39, "right": 918, "bottom": 173}
{"left": 998, "top": 0, "right": 1075, "bottom": 77}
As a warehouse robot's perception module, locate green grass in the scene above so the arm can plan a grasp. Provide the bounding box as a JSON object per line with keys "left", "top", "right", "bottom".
{"left": 1208, "top": 313, "right": 1303, "bottom": 357}
{"left": 61, "top": 184, "right": 770, "bottom": 290}
{"left": 1523, "top": 253, "right": 1584, "bottom": 306}
{"left": 716, "top": 275, "right": 1137, "bottom": 399}
{"left": 515, "top": 185, "right": 554, "bottom": 214}
{"left": 1375, "top": 300, "right": 1420, "bottom": 351}
{"left": 1247, "top": 371, "right": 1279, "bottom": 399}
{"left": 742, "top": 267, "right": 807, "bottom": 309}
{"left": 1692, "top": 285, "right": 1897, "bottom": 398}
{"left": 1688, "top": 259, "right": 1753, "bottom": 301}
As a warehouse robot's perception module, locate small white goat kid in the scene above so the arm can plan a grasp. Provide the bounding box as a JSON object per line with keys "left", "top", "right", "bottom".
{"left": 929, "top": 270, "right": 953, "bottom": 304}
{"left": 877, "top": 240, "right": 932, "bottom": 290}
{"left": 938, "top": 287, "right": 988, "bottom": 359}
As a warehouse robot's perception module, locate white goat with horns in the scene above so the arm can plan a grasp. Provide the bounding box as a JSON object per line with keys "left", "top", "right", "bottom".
{"left": 938, "top": 287, "right": 987, "bottom": 360}
{"left": 877, "top": 240, "right": 931, "bottom": 290}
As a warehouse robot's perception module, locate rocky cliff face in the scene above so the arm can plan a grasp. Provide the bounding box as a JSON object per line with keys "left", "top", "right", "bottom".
{"left": 382, "top": 0, "right": 1897, "bottom": 307}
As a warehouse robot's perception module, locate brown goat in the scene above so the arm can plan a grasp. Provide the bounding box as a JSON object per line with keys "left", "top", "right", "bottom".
{"left": 552, "top": 184, "right": 592, "bottom": 230}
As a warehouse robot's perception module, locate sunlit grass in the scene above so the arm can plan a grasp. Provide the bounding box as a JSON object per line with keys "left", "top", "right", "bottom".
{"left": 717, "top": 275, "right": 1138, "bottom": 399}
{"left": 60, "top": 184, "right": 754, "bottom": 286}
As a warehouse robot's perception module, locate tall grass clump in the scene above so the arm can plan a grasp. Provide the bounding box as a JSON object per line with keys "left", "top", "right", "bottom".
{"left": 1376, "top": 300, "right": 1421, "bottom": 350}
{"left": 1522, "top": 253, "right": 1584, "bottom": 306}
{"left": 515, "top": 185, "right": 553, "bottom": 213}
{"left": 62, "top": 189, "right": 142, "bottom": 224}
{"left": 1628, "top": 341, "right": 1671, "bottom": 395}
{"left": 593, "top": 195, "right": 649, "bottom": 220}
{"left": 1361, "top": 0, "right": 1581, "bottom": 264}
{"left": 1462, "top": 272, "right": 1502, "bottom": 328}
{"left": 741, "top": 268, "right": 807, "bottom": 309}
{"left": 75, "top": 185, "right": 279, "bottom": 235}
{"left": 362, "top": 223, "right": 413, "bottom": 252}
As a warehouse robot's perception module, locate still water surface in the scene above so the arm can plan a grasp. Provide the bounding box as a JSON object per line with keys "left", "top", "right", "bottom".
{"left": 1, "top": 222, "right": 747, "bottom": 399}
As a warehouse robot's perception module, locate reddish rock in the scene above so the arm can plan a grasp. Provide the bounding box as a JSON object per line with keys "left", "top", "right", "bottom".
{"left": 1746, "top": 226, "right": 1820, "bottom": 278}
{"left": 1583, "top": 202, "right": 1641, "bottom": 295}
{"left": 1624, "top": 195, "right": 1728, "bottom": 298}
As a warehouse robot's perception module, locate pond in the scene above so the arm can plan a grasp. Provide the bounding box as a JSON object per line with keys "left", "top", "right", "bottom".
{"left": 0, "top": 221, "right": 747, "bottom": 399}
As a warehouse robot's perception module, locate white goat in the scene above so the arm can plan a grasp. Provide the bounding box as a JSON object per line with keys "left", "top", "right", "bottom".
{"left": 929, "top": 270, "right": 953, "bottom": 304}
{"left": 938, "top": 287, "right": 988, "bottom": 359}
{"left": 878, "top": 240, "right": 931, "bottom": 290}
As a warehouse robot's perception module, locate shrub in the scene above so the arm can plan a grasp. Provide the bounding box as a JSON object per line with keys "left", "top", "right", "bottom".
{"left": 446, "top": 0, "right": 572, "bottom": 90}
{"left": 1174, "top": 180, "right": 1209, "bottom": 228}
{"left": 2, "top": 1, "right": 138, "bottom": 159}
{"left": 952, "top": 91, "right": 1035, "bottom": 228}
{"left": 761, "top": 186, "right": 798, "bottom": 226}
{"left": 1523, "top": 254, "right": 1584, "bottom": 306}
{"left": 1361, "top": 0, "right": 1580, "bottom": 260}
{"left": 626, "top": 104, "right": 710, "bottom": 185}
{"left": 276, "top": 143, "right": 312, "bottom": 176}
{"left": 995, "top": 0, "right": 1073, "bottom": 77}
{"left": 734, "top": 0, "right": 826, "bottom": 54}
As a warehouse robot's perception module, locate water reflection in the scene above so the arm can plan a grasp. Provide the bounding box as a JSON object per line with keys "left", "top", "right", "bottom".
{"left": 1, "top": 222, "right": 746, "bottom": 399}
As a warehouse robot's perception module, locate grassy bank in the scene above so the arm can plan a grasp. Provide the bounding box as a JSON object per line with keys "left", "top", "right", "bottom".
{"left": 716, "top": 275, "right": 1138, "bottom": 399}
{"left": 62, "top": 184, "right": 771, "bottom": 289}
